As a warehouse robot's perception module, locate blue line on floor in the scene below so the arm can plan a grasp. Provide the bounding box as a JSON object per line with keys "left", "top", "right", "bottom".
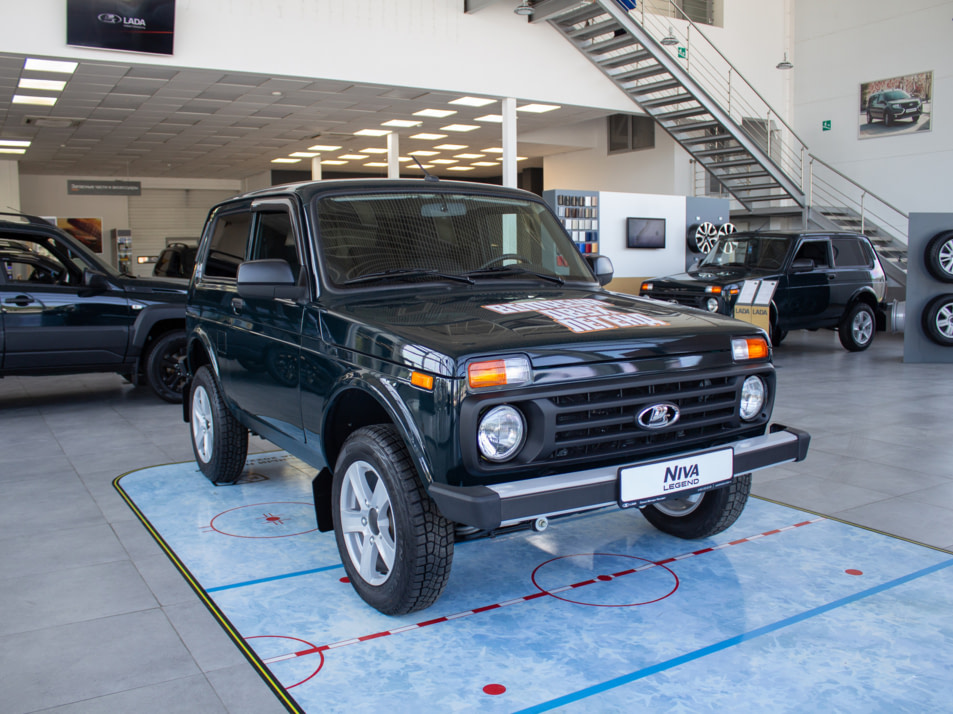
{"left": 206, "top": 563, "right": 344, "bottom": 593}
{"left": 515, "top": 557, "right": 953, "bottom": 714}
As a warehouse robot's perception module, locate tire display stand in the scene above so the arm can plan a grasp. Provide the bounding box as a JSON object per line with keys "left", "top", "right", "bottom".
{"left": 904, "top": 213, "right": 953, "bottom": 363}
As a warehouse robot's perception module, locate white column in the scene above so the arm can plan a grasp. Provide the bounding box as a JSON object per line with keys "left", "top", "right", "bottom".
{"left": 0, "top": 160, "right": 21, "bottom": 211}
{"left": 311, "top": 156, "right": 322, "bottom": 180}
{"left": 501, "top": 97, "right": 518, "bottom": 188}
{"left": 387, "top": 133, "right": 400, "bottom": 179}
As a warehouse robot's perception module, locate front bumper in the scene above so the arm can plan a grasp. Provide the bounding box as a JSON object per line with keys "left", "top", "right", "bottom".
{"left": 428, "top": 424, "right": 809, "bottom": 531}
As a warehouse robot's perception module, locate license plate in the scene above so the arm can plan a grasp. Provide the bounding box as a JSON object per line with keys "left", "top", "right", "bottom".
{"left": 618, "top": 448, "right": 733, "bottom": 507}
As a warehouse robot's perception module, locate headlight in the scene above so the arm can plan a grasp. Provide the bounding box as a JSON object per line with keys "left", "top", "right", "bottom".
{"left": 477, "top": 405, "right": 525, "bottom": 462}
{"left": 705, "top": 297, "right": 720, "bottom": 312}
{"left": 739, "top": 376, "right": 766, "bottom": 421}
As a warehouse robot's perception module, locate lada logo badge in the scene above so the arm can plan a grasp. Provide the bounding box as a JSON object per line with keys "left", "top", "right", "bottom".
{"left": 97, "top": 13, "right": 123, "bottom": 23}
{"left": 636, "top": 403, "right": 680, "bottom": 430}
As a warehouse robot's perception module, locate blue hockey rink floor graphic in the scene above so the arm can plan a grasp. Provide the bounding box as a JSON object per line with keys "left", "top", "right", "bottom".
{"left": 115, "top": 453, "right": 953, "bottom": 713}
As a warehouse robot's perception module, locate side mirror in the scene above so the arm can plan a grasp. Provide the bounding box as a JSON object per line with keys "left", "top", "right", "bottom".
{"left": 790, "top": 258, "right": 815, "bottom": 272}
{"left": 585, "top": 254, "right": 614, "bottom": 286}
{"left": 82, "top": 270, "right": 110, "bottom": 294}
{"left": 237, "top": 259, "right": 306, "bottom": 300}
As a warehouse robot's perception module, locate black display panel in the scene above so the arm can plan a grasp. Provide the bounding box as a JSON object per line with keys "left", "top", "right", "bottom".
{"left": 626, "top": 217, "right": 666, "bottom": 249}
{"left": 67, "top": 0, "right": 175, "bottom": 55}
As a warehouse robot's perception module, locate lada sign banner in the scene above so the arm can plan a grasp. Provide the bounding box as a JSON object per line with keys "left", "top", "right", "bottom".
{"left": 67, "top": 0, "right": 176, "bottom": 55}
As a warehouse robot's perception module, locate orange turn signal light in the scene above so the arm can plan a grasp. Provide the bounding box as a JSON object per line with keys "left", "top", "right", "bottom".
{"left": 467, "top": 356, "right": 531, "bottom": 390}
{"left": 411, "top": 371, "right": 434, "bottom": 390}
{"left": 732, "top": 337, "right": 770, "bottom": 361}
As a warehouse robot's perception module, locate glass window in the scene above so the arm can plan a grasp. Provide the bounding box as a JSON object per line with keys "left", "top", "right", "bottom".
{"left": 250, "top": 211, "right": 300, "bottom": 277}
{"left": 793, "top": 240, "right": 830, "bottom": 268}
{"left": 832, "top": 237, "right": 872, "bottom": 268}
{"left": 204, "top": 212, "right": 251, "bottom": 279}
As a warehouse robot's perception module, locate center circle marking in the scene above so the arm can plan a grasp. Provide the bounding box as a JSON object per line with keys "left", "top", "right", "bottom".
{"left": 531, "top": 552, "right": 679, "bottom": 607}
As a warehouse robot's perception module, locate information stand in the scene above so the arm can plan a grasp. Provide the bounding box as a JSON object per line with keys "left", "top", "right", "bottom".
{"left": 732, "top": 280, "right": 777, "bottom": 333}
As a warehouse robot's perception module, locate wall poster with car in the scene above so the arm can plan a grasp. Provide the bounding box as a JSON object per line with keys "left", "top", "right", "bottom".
{"left": 860, "top": 71, "right": 932, "bottom": 139}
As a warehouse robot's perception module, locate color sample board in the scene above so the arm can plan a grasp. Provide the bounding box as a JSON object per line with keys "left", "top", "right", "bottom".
{"left": 116, "top": 453, "right": 953, "bottom": 713}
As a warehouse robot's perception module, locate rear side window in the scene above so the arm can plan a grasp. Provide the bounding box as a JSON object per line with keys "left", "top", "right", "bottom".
{"left": 204, "top": 212, "right": 251, "bottom": 279}
{"left": 832, "top": 237, "right": 873, "bottom": 268}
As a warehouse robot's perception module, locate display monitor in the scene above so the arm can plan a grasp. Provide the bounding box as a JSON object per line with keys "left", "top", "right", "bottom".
{"left": 626, "top": 217, "right": 666, "bottom": 249}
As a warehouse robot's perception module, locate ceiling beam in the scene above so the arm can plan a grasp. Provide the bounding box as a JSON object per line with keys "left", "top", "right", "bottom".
{"left": 464, "top": 0, "right": 507, "bottom": 13}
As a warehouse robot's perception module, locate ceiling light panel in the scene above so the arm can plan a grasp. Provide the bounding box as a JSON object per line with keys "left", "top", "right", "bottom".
{"left": 475, "top": 114, "right": 503, "bottom": 123}
{"left": 12, "top": 95, "right": 57, "bottom": 106}
{"left": 518, "top": 103, "right": 561, "bottom": 113}
{"left": 308, "top": 144, "right": 342, "bottom": 151}
{"left": 410, "top": 133, "right": 447, "bottom": 140}
{"left": 354, "top": 128, "right": 390, "bottom": 136}
{"left": 381, "top": 119, "right": 422, "bottom": 128}
{"left": 440, "top": 124, "right": 479, "bottom": 132}
{"left": 24, "top": 58, "right": 77, "bottom": 74}
{"left": 450, "top": 96, "right": 496, "bottom": 107}
{"left": 18, "top": 78, "right": 67, "bottom": 92}
{"left": 413, "top": 109, "right": 456, "bottom": 118}
{"left": 338, "top": 154, "right": 369, "bottom": 160}
{"left": 433, "top": 144, "right": 467, "bottom": 150}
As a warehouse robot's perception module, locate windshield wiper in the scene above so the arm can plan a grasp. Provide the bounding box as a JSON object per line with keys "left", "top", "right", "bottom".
{"left": 340, "top": 268, "right": 474, "bottom": 286}
{"left": 465, "top": 265, "right": 565, "bottom": 285}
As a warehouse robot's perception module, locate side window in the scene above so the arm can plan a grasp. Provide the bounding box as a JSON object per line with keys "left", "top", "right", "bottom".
{"left": 793, "top": 239, "right": 831, "bottom": 268}
{"left": 250, "top": 211, "right": 300, "bottom": 278}
{"left": 204, "top": 212, "right": 252, "bottom": 279}
{"left": 832, "top": 237, "right": 873, "bottom": 268}
{"left": 0, "top": 236, "right": 77, "bottom": 285}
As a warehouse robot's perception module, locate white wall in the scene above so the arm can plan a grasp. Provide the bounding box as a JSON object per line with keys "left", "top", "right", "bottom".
{"left": 793, "top": 0, "right": 952, "bottom": 213}
{"left": 599, "top": 191, "right": 687, "bottom": 281}
{"left": 0, "top": 161, "right": 21, "bottom": 212}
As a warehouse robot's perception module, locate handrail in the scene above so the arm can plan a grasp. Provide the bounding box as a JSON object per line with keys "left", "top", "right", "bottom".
{"left": 806, "top": 154, "right": 908, "bottom": 220}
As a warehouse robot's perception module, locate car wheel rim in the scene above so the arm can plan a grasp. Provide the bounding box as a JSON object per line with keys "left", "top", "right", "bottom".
{"left": 340, "top": 460, "right": 396, "bottom": 586}
{"left": 939, "top": 240, "right": 953, "bottom": 277}
{"left": 191, "top": 386, "right": 214, "bottom": 463}
{"left": 653, "top": 492, "right": 704, "bottom": 517}
{"left": 160, "top": 343, "right": 187, "bottom": 393}
{"left": 852, "top": 310, "right": 874, "bottom": 345}
{"left": 694, "top": 222, "right": 718, "bottom": 253}
{"left": 935, "top": 304, "right": 953, "bottom": 339}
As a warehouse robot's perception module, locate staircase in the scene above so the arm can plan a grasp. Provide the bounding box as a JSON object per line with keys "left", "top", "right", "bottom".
{"left": 528, "top": 0, "right": 909, "bottom": 291}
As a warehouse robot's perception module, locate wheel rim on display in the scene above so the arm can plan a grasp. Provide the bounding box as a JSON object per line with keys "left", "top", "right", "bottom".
{"left": 718, "top": 222, "right": 737, "bottom": 252}
{"left": 692, "top": 222, "right": 719, "bottom": 253}
{"left": 852, "top": 309, "right": 874, "bottom": 345}
{"left": 938, "top": 238, "right": 953, "bottom": 278}
{"left": 653, "top": 492, "right": 704, "bottom": 517}
{"left": 191, "top": 386, "right": 214, "bottom": 463}
{"left": 339, "top": 460, "right": 396, "bottom": 586}
{"left": 934, "top": 302, "right": 953, "bottom": 339}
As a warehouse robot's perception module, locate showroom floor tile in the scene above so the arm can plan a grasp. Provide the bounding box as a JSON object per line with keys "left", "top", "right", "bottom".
{"left": 0, "top": 329, "right": 951, "bottom": 712}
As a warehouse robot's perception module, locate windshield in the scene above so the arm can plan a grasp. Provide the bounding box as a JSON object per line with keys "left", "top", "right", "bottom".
{"left": 883, "top": 90, "right": 911, "bottom": 101}
{"left": 312, "top": 191, "right": 595, "bottom": 288}
{"left": 699, "top": 235, "right": 792, "bottom": 271}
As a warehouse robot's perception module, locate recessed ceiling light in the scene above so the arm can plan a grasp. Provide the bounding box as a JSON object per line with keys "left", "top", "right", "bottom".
{"left": 12, "top": 95, "right": 57, "bottom": 106}
{"left": 271, "top": 158, "right": 301, "bottom": 164}
{"left": 447, "top": 166, "right": 475, "bottom": 171}
{"left": 0, "top": 148, "right": 27, "bottom": 155}
{"left": 339, "top": 154, "right": 369, "bottom": 160}
{"left": 450, "top": 96, "right": 496, "bottom": 107}
{"left": 290, "top": 152, "right": 319, "bottom": 158}
{"left": 518, "top": 103, "right": 561, "bottom": 113}
{"left": 24, "top": 58, "right": 77, "bottom": 74}
{"left": 475, "top": 114, "right": 503, "bottom": 123}
{"left": 406, "top": 163, "right": 434, "bottom": 169}
{"left": 308, "top": 144, "right": 342, "bottom": 151}
{"left": 455, "top": 153, "right": 485, "bottom": 159}
{"left": 397, "top": 157, "right": 412, "bottom": 162}
{"left": 18, "top": 78, "right": 67, "bottom": 92}
{"left": 354, "top": 129, "right": 390, "bottom": 137}
{"left": 482, "top": 147, "right": 504, "bottom": 153}
{"left": 408, "top": 150, "right": 439, "bottom": 156}
{"left": 434, "top": 144, "right": 467, "bottom": 150}
{"left": 440, "top": 124, "right": 479, "bottom": 132}
{"left": 0, "top": 139, "right": 31, "bottom": 147}
{"left": 360, "top": 148, "right": 389, "bottom": 154}
{"left": 364, "top": 162, "right": 389, "bottom": 167}
{"left": 320, "top": 160, "right": 348, "bottom": 165}
{"left": 413, "top": 109, "right": 457, "bottom": 118}
{"left": 381, "top": 119, "right": 422, "bottom": 128}
{"left": 410, "top": 133, "right": 447, "bottom": 140}
{"left": 431, "top": 159, "right": 459, "bottom": 165}
{"left": 472, "top": 161, "right": 499, "bottom": 167}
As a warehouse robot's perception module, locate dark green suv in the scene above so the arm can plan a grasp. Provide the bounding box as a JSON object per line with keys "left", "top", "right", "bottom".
{"left": 184, "top": 180, "right": 809, "bottom": 614}
{"left": 0, "top": 213, "right": 188, "bottom": 402}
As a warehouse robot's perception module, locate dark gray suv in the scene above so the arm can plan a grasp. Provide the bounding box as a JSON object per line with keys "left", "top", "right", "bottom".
{"left": 866, "top": 89, "right": 922, "bottom": 126}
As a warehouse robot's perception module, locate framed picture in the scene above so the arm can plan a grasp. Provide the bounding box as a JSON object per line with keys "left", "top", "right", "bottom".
{"left": 860, "top": 71, "right": 932, "bottom": 139}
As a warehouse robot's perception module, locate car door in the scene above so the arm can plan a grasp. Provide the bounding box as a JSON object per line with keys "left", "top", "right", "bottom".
{"left": 0, "top": 234, "right": 132, "bottom": 371}
{"left": 217, "top": 199, "right": 306, "bottom": 443}
{"left": 775, "top": 237, "right": 836, "bottom": 330}
{"left": 830, "top": 236, "right": 877, "bottom": 312}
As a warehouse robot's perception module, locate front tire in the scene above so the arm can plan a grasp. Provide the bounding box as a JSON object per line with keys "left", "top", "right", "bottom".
{"left": 641, "top": 474, "right": 751, "bottom": 539}
{"left": 145, "top": 329, "right": 187, "bottom": 403}
{"left": 332, "top": 425, "right": 453, "bottom": 615}
{"left": 190, "top": 366, "right": 248, "bottom": 484}
{"left": 838, "top": 302, "right": 876, "bottom": 351}
{"left": 924, "top": 231, "right": 953, "bottom": 283}
{"left": 921, "top": 294, "right": 953, "bottom": 346}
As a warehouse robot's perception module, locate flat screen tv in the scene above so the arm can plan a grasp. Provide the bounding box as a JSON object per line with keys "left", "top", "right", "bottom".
{"left": 67, "top": 0, "right": 176, "bottom": 55}
{"left": 626, "top": 217, "right": 666, "bottom": 249}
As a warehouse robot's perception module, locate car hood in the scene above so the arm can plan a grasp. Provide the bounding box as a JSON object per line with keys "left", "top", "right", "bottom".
{"left": 117, "top": 274, "right": 189, "bottom": 299}
{"left": 317, "top": 286, "right": 761, "bottom": 376}
{"left": 652, "top": 267, "right": 782, "bottom": 289}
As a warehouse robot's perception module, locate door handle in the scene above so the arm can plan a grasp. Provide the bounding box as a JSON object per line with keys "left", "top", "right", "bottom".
{"left": 4, "top": 295, "right": 34, "bottom": 307}
{"left": 230, "top": 297, "right": 245, "bottom": 314}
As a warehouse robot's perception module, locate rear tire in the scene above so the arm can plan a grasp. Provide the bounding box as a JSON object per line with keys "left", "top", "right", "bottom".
{"left": 190, "top": 366, "right": 248, "bottom": 484}
{"left": 924, "top": 231, "right": 953, "bottom": 283}
{"left": 838, "top": 302, "right": 876, "bottom": 351}
{"left": 921, "top": 294, "right": 953, "bottom": 346}
{"left": 145, "top": 329, "right": 187, "bottom": 403}
{"left": 332, "top": 425, "right": 453, "bottom": 615}
{"left": 641, "top": 474, "right": 751, "bottom": 539}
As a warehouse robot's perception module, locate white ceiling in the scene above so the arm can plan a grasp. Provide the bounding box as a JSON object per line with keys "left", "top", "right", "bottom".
{"left": 0, "top": 50, "right": 610, "bottom": 182}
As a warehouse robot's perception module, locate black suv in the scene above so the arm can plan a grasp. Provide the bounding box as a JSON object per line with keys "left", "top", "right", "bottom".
{"left": 153, "top": 242, "right": 197, "bottom": 279}
{"left": 640, "top": 231, "right": 887, "bottom": 351}
{"left": 0, "top": 213, "right": 188, "bottom": 402}
{"left": 184, "top": 180, "right": 809, "bottom": 614}
{"left": 866, "top": 89, "right": 922, "bottom": 126}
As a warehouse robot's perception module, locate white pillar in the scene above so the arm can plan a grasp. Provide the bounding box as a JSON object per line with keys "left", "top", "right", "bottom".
{"left": 387, "top": 133, "right": 400, "bottom": 179}
{"left": 501, "top": 97, "right": 518, "bottom": 188}
{"left": 311, "top": 156, "right": 322, "bottom": 180}
{"left": 0, "top": 160, "right": 21, "bottom": 211}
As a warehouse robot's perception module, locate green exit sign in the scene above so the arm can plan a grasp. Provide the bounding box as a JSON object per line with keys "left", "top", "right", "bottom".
{"left": 678, "top": 46, "right": 687, "bottom": 59}
{"left": 822, "top": 120, "right": 832, "bottom": 131}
